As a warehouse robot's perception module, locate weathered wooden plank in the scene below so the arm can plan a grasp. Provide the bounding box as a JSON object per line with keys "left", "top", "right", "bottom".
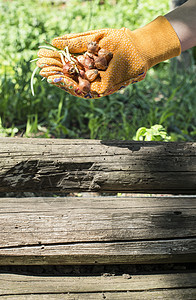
{"left": 0, "top": 196, "right": 195, "bottom": 265}
{"left": 1, "top": 238, "right": 195, "bottom": 265}
{"left": 2, "top": 290, "right": 196, "bottom": 299}
{"left": 0, "top": 138, "right": 195, "bottom": 194}
{"left": 0, "top": 272, "right": 195, "bottom": 296}
{"left": 0, "top": 196, "right": 195, "bottom": 245}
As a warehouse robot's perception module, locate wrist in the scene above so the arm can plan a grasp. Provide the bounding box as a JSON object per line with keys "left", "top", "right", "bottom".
{"left": 165, "top": 0, "right": 196, "bottom": 52}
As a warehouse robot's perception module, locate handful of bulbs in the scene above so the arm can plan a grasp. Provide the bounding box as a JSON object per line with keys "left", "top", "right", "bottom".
{"left": 31, "top": 41, "right": 113, "bottom": 97}
{"left": 61, "top": 41, "right": 113, "bottom": 93}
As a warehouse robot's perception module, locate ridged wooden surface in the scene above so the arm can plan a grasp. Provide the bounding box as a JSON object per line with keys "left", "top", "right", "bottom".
{"left": 0, "top": 196, "right": 195, "bottom": 265}
{"left": 0, "top": 138, "right": 195, "bottom": 194}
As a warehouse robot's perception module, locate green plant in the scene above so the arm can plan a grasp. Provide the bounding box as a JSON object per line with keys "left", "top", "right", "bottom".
{"left": 134, "top": 124, "right": 171, "bottom": 141}
{"left": 0, "top": 117, "right": 18, "bottom": 137}
{"left": 0, "top": 0, "right": 195, "bottom": 142}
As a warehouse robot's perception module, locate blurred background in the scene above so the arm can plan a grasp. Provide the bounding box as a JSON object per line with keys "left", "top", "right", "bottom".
{"left": 0, "top": 0, "right": 195, "bottom": 141}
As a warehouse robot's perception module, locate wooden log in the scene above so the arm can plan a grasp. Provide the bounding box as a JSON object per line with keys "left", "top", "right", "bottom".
{"left": 0, "top": 272, "right": 196, "bottom": 298}
{"left": 0, "top": 138, "right": 196, "bottom": 194}
{"left": 0, "top": 196, "right": 195, "bottom": 265}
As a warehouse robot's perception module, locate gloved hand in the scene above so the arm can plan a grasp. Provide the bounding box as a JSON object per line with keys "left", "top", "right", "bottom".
{"left": 37, "top": 16, "right": 181, "bottom": 99}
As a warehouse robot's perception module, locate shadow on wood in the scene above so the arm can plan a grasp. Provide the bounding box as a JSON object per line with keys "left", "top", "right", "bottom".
{"left": 0, "top": 138, "right": 195, "bottom": 194}
{"left": 0, "top": 196, "right": 195, "bottom": 265}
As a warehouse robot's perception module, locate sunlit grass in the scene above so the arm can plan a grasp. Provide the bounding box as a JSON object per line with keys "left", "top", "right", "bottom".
{"left": 0, "top": 0, "right": 195, "bottom": 141}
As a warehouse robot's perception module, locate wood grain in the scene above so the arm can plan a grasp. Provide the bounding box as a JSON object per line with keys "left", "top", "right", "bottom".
{"left": 0, "top": 138, "right": 195, "bottom": 194}
{"left": 2, "top": 290, "right": 196, "bottom": 299}
{"left": 0, "top": 272, "right": 196, "bottom": 297}
{"left": 0, "top": 196, "right": 195, "bottom": 265}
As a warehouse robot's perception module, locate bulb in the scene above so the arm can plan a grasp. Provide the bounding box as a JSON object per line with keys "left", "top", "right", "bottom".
{"left": 63, "top": 62, "right": 77, "bottom": 77}
{"left": 85, "top": 69, "right": 99, "bottom": 82}
{"left": 84, "top": 56, "right": 95, "bottom": 69}
{"left": 98, "top": 48, "right": 113, "bottom": 63}
{"left": 78, "top": 76, "right": 91, "bottom": 93}
{"left": 76, "top": 55, "right": 85, "bottom": 69}
{"left": 94, "top": 56, "right": 107, "bottom": 70}
{"left": 87, "top": 41, "right": 99, "bottom": 54}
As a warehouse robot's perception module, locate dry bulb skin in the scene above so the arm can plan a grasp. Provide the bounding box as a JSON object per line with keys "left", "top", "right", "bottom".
{"left": 85, "top": 69, "right": 99, "bottom": 82}
{"left": 98, "top": 48, "right": 113, "bottom": 63}
{"left": 32, "top": 41, "right": 113, "bottom": 97}
{"left": 87, "top": 41, "right": 99, "bottom": 54}
{"left": 83, "top": 55, "right": 95, "bottom": 70}
{"left": 94, "top": 56, "right": 108, "bottom": 70}
{"left": 78, "top": 76, "right": 91, "bottom": 93}
{"left": 62, "top": 62, "right": 77, "bottom": 77}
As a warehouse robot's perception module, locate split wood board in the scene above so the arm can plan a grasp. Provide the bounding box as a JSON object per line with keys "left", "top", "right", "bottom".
{"left": 0, "top": 272, "right": 196, "bottom": 299}
{"left": 0, "top": 196, "right": 195, "bottom": 265}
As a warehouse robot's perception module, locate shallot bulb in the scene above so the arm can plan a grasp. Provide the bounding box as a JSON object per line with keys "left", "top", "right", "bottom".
{"left": 87, "top": 41, "right": 99, "bottom": 54}
{"left": 78, "top": 76, "right": 91, "bottom": 93}
{"left": 83, "top": 56, "right": 95, "bottom": 69}
{"left": 85, "top": 69, "right": 99, "bottom": 82}
{"left": 94, "top": 56, "right": 107, "bottom": 70}
{"left": 63, "top": 62, "right": 77, "bottom": 77}
{"left": 98, "top": 48, "right": 113, "bottom": 63}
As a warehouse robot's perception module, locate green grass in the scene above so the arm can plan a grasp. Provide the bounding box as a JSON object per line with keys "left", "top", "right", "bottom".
{"left": 0, "top": 0, "right": 195, "bottom": 141}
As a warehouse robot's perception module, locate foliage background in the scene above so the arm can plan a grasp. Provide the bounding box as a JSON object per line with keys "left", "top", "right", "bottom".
{"left": 0, "top": 0, "right": 195, "bottom": 140}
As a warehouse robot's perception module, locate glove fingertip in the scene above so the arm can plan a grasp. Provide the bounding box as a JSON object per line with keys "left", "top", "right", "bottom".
{"left": 52, "top": 38, "right": 65, "bottom": 50}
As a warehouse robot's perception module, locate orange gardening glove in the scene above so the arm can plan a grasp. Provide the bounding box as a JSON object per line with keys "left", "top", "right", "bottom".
{"left": 37, "top": 16, "right": 181, "bottom": 99}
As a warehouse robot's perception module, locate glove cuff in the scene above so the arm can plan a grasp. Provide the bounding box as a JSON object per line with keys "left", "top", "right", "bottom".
{"left": 126, "top": 16, "right": 181, "bottom": 69}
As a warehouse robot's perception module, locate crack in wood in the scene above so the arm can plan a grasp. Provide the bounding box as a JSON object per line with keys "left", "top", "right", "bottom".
{"left": 0, "top": 237, "right": 195, "bottom": 250}
{"left": 2, "top": 286, "right": 196, "bottom": 296}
